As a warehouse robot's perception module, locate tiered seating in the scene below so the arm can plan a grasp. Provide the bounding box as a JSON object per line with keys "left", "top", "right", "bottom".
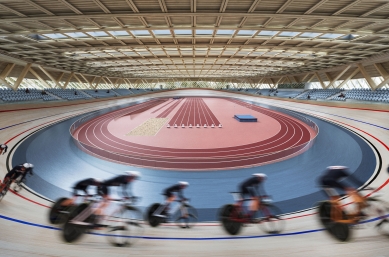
{"left": 129, "top": 89, "right": 149, "bottom": 95}
{"left": 112, "top": 89, "right": 134, "bottom": 96}
{"left": 47, "top": 88, "right": 91, "bottom": 100}
{"left": 278, "top": 83, "right": 305, "bottom": 89}
{"left": 0, "top": 88, "right": 57, "bottom": 102}
{"left": 332, "top": 88, "right": 389, "bottom": 103}
{"left": 274, "top": 90, "right": 304, "bottom": 98}
{"left": 83, "top": 89, "right": 117, "bottom": 98}
{"left": 296, "top": 89, "right": 342, "bottom": 100}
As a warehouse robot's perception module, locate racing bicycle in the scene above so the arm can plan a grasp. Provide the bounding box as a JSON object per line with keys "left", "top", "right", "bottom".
{"left": 219, "top": 192, "right": 285, "bottom": 235}
{"left": 147, "top": 198, "right": 198, "bottom": 228}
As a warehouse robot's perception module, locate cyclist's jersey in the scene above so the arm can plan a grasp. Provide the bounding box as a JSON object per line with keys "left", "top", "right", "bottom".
{"left": 5, "top": 165, "right": 25, "bottom": 180}
{"left": 319, "top": 166, "right": 362, "bottom": 189}
{"left": 73, "top": 178, "right": 97, "bottom": 194}
{"left": 164, "top": 184, "right": 184, "bottom": 199}
{"left": 240, "top": 177, "right": 266, "bottom": 197}
{"left": 102, "top": 175, "right": 133, "bottom": 197}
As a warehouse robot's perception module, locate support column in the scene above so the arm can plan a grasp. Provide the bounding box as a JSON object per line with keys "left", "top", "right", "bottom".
{"left": 14, "top": 63, "right": 32, "bottom": 90}
{"left": 357, "top": 63, "right": 376, "bottom": 90}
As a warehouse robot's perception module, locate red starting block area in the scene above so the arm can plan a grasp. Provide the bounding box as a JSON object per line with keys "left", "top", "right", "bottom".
{"left": 72, "top": 97, "right": 318, "bottom": 170}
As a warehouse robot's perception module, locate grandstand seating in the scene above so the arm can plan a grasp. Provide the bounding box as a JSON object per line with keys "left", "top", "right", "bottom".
{"left": 83, "top": 89, "right": 118, "bottom": 98}
{"left": 0, "top": 88, "right": 57, "bottom": 102}
{"left": 332, "top": 88, "right": 389, "bottom": 103}
{"left": 295, "top": 89, "right": 342, "bottom": 100}
{"left": 46, "top": 88, "right": 91, "bottom": 100}
{"left": 277, "top": 83, "right": 305, "bottom": 89}
{"left": 112, "top": 89, "right": 133, "bottom": 96}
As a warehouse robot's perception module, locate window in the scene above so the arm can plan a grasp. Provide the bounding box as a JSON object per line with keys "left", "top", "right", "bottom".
{"left": 153, "top": 30, "right": 171, "bottom": 36}
{"left": 257, "top": 30, "right": 278, "bottom": 37}
{"left": 109, "top": 31, "right": 130, "bottom": 36}
{"left": 237, "top": 30, "right": 256, "bottom": 36}
{"left": 174, "top": 30, "right": 192, "bottom": 35}
{"left": 87, "top": 31, "right": 109, "bottom": 37}
{"left": 65, "top": 32, "right": 88, "bottom": 38}
{"left": 131, "top": 30, "right": 150, "bottom": 36}
{"left": 277, "top": 31, "right": 300, "bottom": 37}
{"left": 216, "top": 30, "right": 235, "bottom": 36}
{"left": 196, "top": 30, "right": 213, "bottom": 35}
{"left": 298, "top": 32, "right": 321, "bottom": 38}
{"left": 43, "top": 33, "right": 67, "bottom": 39}
{"left": 319, "top": 33, "right": 344, "bottom": 39}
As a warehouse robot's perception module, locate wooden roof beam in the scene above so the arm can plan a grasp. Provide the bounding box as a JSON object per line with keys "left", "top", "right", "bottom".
{"left": 13, "top": 63, "right": 32, "bottom": 90}
{"left": 357, "top": 63, "right": 376, "bottom": 90}
{"left": 335, "top": 67, "right": 360, "bottom": 89}
{"left": 38, "top": 66, "right": 63, "bottom": 89}
{"left": 29, "top": 67, "right": 52, "bottom": 88}
{"left": 324, "top": 65, "right": 351, "bottom": 89}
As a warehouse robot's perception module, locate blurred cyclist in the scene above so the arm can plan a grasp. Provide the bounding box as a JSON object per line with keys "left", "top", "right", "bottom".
{"left": 71, "top": 171, "right": 141, "bottom": 226}
{"left": 0, "top": 144, "right": 8, "bottom": 155}
{"left": 0, "top": 163, "right": 33, "bottom": 191}
{"left": 61, "top": 178, "right": 103, "bottom": 206}
{"left": 239, "top": 173, "right": 267, "bottom": 222}
{"left": 319, "top": 166, "right": 364, "bottom": 212}
{"left": 154, "top": 181, "right": 189, "bottom": 218}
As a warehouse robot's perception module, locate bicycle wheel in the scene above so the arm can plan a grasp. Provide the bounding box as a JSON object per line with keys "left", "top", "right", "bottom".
{"left": 62, "top": 203, "right": 92, "bottom": 243}
{"left": 318, "top": 201, "right": 333, "bottom": 229}
{"left": 317, "top": 201, "right": 351, "bottom": 241}
{"left": 256, "top": 204, "right": 285, "bottom": 234}
{"left": 106, "top": 206, "right": 144, "bottom": 247}
{"left": 363, "top": 198, "right": 389, "bottom": 236}
{"left": 147, "top": 203, "right": 163, "bottom": 227}
{"left": 49, "top": 198, "right": 74, "bottom": 224}
{"left": 219, "top": 204, "right": 242, "bottom": 235}
{"left": 327, "top": 222, "right": 351, "bottom": 242}
{"left": 0, "top": 182, "right": 11, "bottom": 202}
{"left": 174, "top": 205, "right": 198, "bottom": 229}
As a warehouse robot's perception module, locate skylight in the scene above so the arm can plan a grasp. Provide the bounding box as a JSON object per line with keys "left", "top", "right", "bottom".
{"left": 87, "top": 31, "right": 109, "bottom": 37}
{"left": 298, "top": 32, "right": 321, "bottom": 38}
{"left": 277, "top": 31, "right": 300, "bottom": 37}
{"left": 109, "top": 31, "right": 130, "bottom": 36}
{"left": 131, "top": 30, "right": 150, "bottom": 36}
{"left": 43, "top": 33, "right": 67, "bottom": 39}
{"left": 153, "top": 30, "right": 171, "bottom": 36}
{"left": 257, "top": 31, "right": 278, "bottom": 37}
{"left": 216, "top": 30, "right": 235, "bottom": 35}
{"left": 65, "top": 32, "right": 88, "bottom": 38}
{"left": 196, "top": 30, "right": 213, "bottom": 35}
{"left": 174, "top": 30, "right": 192, "bottom": 35}
{"left": 340, "top": 34, "right": 359, "bottom": 40}
{"left": 319, "top": 33, "right": 344, "bottom": 39}
{"left": 237, "top": 30, "right": 256, "bottom": 36}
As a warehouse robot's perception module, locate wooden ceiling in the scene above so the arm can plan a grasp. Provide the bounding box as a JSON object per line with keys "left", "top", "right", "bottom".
{"left": 0, "top": 0, "right": 388, "bottom": 80}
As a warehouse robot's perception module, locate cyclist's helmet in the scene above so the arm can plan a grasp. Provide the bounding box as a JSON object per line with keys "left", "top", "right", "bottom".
{"left": 179, "top": 181, "right": 189, "bottom": 187}
{"left": 124, "top": 171, "right": 141, "bottom": 178}
{"left": 23, "top": 163, "right": 34, "bottom": 169}
{"left": 94, "top": 178, "right": 103, "bottom": 184}
{"left": 0, "top": 144, "right": 6, "bottom": 149}
{"left": 253, "top": 173, "right": 267, "bottom": 179}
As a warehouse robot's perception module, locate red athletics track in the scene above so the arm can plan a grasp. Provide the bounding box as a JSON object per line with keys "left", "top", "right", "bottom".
{"left": 72, "top": 98, "right": 318, "bottom": 170}
{"left": 168, "top": 98, "right": 221, "bottom": 127}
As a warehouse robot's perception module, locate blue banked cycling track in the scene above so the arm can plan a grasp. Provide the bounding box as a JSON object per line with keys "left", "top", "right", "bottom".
{"left": 11, "top": 97, "right": 378, "bottom": 221}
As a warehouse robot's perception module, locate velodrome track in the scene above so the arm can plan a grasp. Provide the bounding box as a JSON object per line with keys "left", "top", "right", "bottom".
{"left": 0, "top": 89, "right": 389, "bottom": 256}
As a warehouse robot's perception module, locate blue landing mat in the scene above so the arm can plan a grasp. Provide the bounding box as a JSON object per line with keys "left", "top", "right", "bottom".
{"left": 234, "top": 114, "right": 257, "bottom": 122}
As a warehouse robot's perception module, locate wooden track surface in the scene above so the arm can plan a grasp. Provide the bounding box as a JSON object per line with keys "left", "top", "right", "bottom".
{"left": 0, "top": 90, "right": 388, "bottom": 256}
